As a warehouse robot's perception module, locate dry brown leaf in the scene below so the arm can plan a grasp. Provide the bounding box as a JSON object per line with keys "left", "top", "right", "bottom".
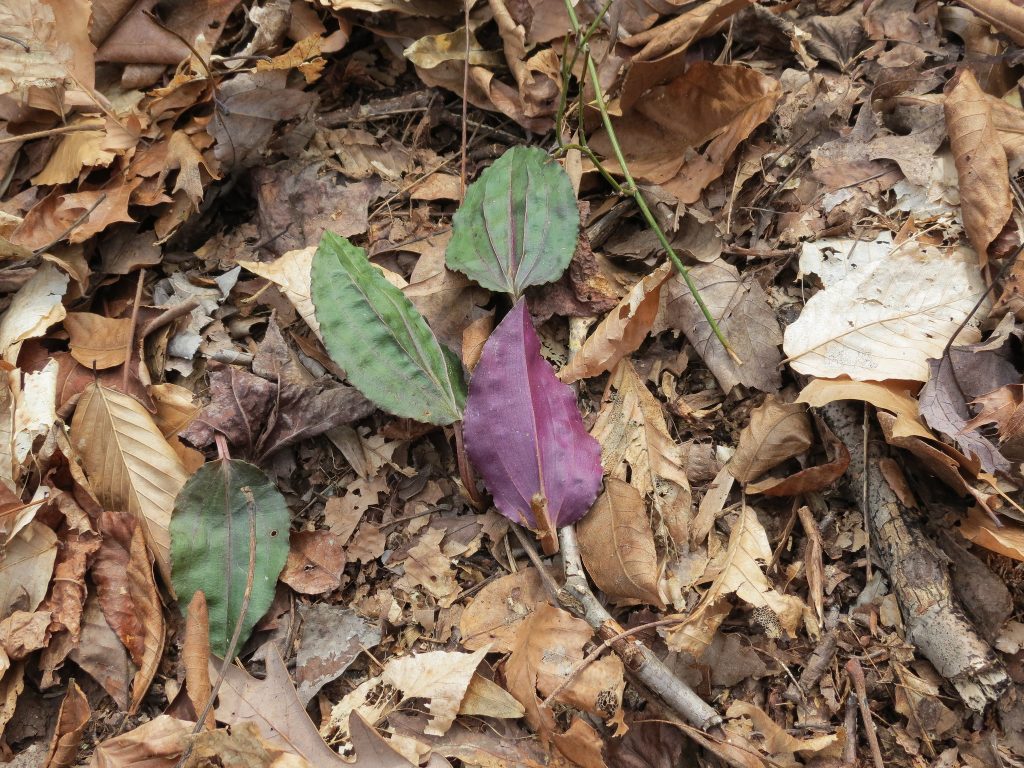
{"left": 660, "top": 260, "right": 783, "bottom": 393}
{"left": 666, "top": 506, "right": 805, "bottom": 655}
{"left": 592, "top": 62, "right": 779, "bottom": 204}
{"left": 280, "top": 530, "right": 346, "bottom": 595}
{"left": 0, "top": 521, "right": 57, "bottom": 618}
{"left": 394, "top": 527, "right": 459, "bottom": 605}
{"left": 149, "top": 382, "right": 201, "bottom": 439}
{"left": 505, "top": 603, "right": 624, "bottom": 738}
{"left": 87, "top": 715, "right": 192, "bottom": 768}
{"left": 238, "top": 248, "right": 321, "bottom": 339}
{"left": 578, "top": 479, "right": 665, "bottom": 608}
{"left": 459, "top": 674, "right": 526, "bottom": 719}
{"left": 70, "top": 383, "right": 190, "bottom": 583}
{"left": 551, "top": 717, "right": 609, "bottom": 768}
{"left": 960, "top": 505, "right": 1024, "bottom": 561}
{"left": 796, "top": 378, "right": 934, "bottom": 441}
{"left": 381, "top": 647, "right": 489, "bottom": 736}
{"left": 728, "top": 398, "right": 813, "bottom": 485}
{"left": 0, "top": 262, "right": 69, "bottom": 364}
{"left": 43, "top": 680, "right": 90, "bottom": 768}
{"left": 560, "top": 262, "right": 672, "bottom": 383}
{"left": 592, "top": 360, "right": 691, "bottom": 545}
{"left": 63, "top": 312, "right": 132, "bottom": 370}
{"left": 727, "top": 701, "right": 842, "bottom": 757}
{"left": 70, "top": 595, "right": 132, "bottom": 709}
{"left": 31, "top": 124, "right": 115, "bottom": 186}
{"left": 746, "top": 419, "right": 850, "bottom": 497}
{"left": 945, "top": 69, "right": 1012, "bottom": 266}
{"left": 958, "top": 0, "right": 1024, "bottom": 45}
{"left": 183, "top": 591, "right": 215, "bottom": 731}
{"left": 459, "top": 567, "right": 549, "bottom": 651}
{"left": 214, "top": 643, "right": 349, "bottom": 765}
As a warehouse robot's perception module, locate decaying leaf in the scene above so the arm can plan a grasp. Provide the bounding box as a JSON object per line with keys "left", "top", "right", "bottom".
{"left": 459, "top": 567, "right": 548, "bottom": 651}
{"left": 0, "top": 262, "right": 69, "bottom": 364}
{"left": 728, "top": 398, "right": 813, "bottom": 485}
{"left": 559, "top": 262, "right": 672, "bottom": 383}
{"left": 381, "top": 647, "right": 489, "bottom": 736}
{"left": 591, "top": 360, "right": 691, "bottom": 546}
{"left": 43, "top": 680, "right": 90, "bottom": 768}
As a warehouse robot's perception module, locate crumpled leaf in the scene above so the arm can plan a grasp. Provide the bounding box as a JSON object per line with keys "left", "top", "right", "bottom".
{"left": 591, "top": 360, "right": 691, "bottom": 546}
{"left": 0, "top": 521, "right": 57, "bottom": 617}
{"left": 63, "top": 312, "right": 132, "bottom": 370}
{"left": 945, "top": 69, "right": 1012, "bottom": 266}
{"left": 44, "top": 680, "right": 90, "bottom": 768}
{"left": 660, "top": 260, "right": 783, "bottom": 393}
{"left": 294, "top": 604, "right": 381, "bottom": 706}
{"left": 0, "top": 262, "right": 69, "bottom": 364}
{"left": 238, "top": 247, "right": 322, "bottom": 338}
{"left": 727, "top": 701, "right": 842, "bottom": 758}
{"left": 463, "top": 300, "right": 602, "bottom": 551}
{"left": 665, "top": 506, "right": 805, "bottom": 655}
{"left": 783, "top": 238, "right": 988, "bottom": 382}
{"left": 459, "top": 567, "right": 548, "bottom": 651}
{"left": 381, "top": 647, "right": 489, "bottom": 736}
{"left": 70, "top": 383, "right": 190, "bottom": 584}
{"left": 86, "top": 715, "right": 192, "bottom": 768}
{"left": 960, "top": 504, "right": 1024, "bottom": 561}
{"left": 728, "top": 398, "right": 813, "bottom": 485}
{"left": 170, "top": 459, "right": 290, "bottom": 657}
{"left": 591, "top": 62, "right": 780, "bottom": 204}
{"left": 313, "top": 233, "right": 466, "bottom": 425}
{"left": 559, "top": 262, "right": 672, "bottom": 383}
{"left": 446, "top": 147, "right": 579, "bottom": 298}
{"left": 578, "top": 479, "right": 665, "bottom": 608}
{"left": 280, "top": 530, "right": 346, "bottom": 595}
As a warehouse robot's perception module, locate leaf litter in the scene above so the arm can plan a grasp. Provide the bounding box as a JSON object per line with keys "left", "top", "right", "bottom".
{"left": 4, "top": 0, "right": 1024, "bottom": 765}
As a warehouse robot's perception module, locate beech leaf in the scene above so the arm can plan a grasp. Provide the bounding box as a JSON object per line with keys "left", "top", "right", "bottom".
{"left": 463, "top": 300, "right": 602, "bottom": 549}
{"left": 170, "top": 459, "right": 290, "bottom": 657}
{"left": 312, "top": 232, "right": 466, "bottom": 425}
{"left": 446, "top": 147, "right": 579, "bottom": 298}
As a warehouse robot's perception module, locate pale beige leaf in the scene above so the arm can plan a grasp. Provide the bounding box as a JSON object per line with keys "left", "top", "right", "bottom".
{"left": 0, "top": 3, "right": 70, "bottom": 98}
{"left": 32, "top": 127, "right": 114, "bottom": 186}
{"left": 149, "top": 383, "right": 201, "bottom": 439}
{"left": 70, "top": 383, "right": 190, "bottom": 583}
{"left": 559, "top": 262, "right": 672, "bottom": 383}
{"left": 459, "top": 567, "right": 548, "bottom": 651}
{"left": 0, "top": 262, "right": 69, "bottom": 363}
{"left": 0, "top": 372, "right": 13, "bottom": 491}
{"left": 783, "top": 242, "right": 987, "bottom": 381}
{"left": 0, "top": 521, "right": 57, "bottom": 617}
{"left": 945, "top": 69, "right": 1012, "bottom": 265}
{"left": 238, "top": 248, "right": 321, "bottom": 339}
{"left": 459, "top": 674, "right": 525, "bottom": 719}
{"left": 578, "top": 479, "right": 665, "bottom": 607}
{"left": 959, "top": 505, "right": 1024, "bottom": 561}
{"left": 63, "top": 312, "right": 132, "bottom": 370}
{"left": 796, "top": 378, "right": 934, "bottom": 441}
{"left": 728, "top": 398, "right": 812, "bottom": 484}
{"left": 666, "top": 506, "right": 804, "bottom": 653}
{"left": 727, "top": 701, "right": 842, "bottom": 757}
{"left": 592, "top": 361, "right": 691, "bottom": 545}
{"left": 13, "top": 360, "right": 58, "bottom": 469}
{"left": 87, "top": 715, "right": 192, "bottom": 768}
{"left": 382, "top": 647, "right": 489, "bottom": 736}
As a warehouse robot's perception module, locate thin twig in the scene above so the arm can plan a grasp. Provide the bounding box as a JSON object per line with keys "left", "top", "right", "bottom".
{"left": 122, "top": 269, "right": 145, "bottom": 393}
{"left": 32, "top": 193, "right": 106, "bottom": 255}
{"left": 140, "top": 299, "right": 200, "bottom": 337}
{"left": 460, "top": 0, "right": 471, "bottom": 199}
{"left": 846, "top": 658, "right": 884, "bottom": 768}
{"left": 0, "top": 120, "right": 105, "bottom": 145}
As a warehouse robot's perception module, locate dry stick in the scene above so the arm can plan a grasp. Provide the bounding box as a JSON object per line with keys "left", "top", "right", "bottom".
{"left": 842, "top": 692, "right": 858, "bottom": 766}
{"left": 140, "top": 298, "right": 200, "bottom": 337}
{"left": 0, "top": 120, "right": 106, "bottom": 145}
{"left": 818, "top": 401, "right": 1008, "bottom": 712}
{"left": 175, "top": 441, "right": 258, "bottom": 768}
{"left": 556, "top": 0, "right": 739, "bottom": 363}
{"left": 460, "top": 0, "right": 471, "bottom": 198}
{"left": 845, "top": 659, "right": 884, "bottom": 768}
{"left": 122, "top": 269, "right": 145, "bottom": 392}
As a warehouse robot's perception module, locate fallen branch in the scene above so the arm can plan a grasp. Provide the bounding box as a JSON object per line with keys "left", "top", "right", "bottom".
{"left": 819, "top": 401, "right": 1008, "bottom": 712}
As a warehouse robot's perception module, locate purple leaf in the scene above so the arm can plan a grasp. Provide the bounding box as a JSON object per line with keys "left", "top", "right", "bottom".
{"left": 463, "top": 300, "right": 603, "bottom": 550}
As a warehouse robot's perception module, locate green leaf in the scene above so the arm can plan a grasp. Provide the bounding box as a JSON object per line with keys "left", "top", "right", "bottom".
{"left": 170, "top": 459, "right": 290, "bottom": 657}
{"left": 312, "top": 233, "right": 466, "bottom": 425}
{"left": 446, "top": 146, "right": 579, "bottom": 298}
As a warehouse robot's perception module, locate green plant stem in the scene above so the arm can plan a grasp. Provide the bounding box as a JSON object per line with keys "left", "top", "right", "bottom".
{"left": 558, "top": 1, "right": 739, "bottom": 363}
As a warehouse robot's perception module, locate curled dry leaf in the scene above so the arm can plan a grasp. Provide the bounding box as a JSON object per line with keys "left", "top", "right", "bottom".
{"left": 70, "top": 383, "right": 190, "bottom": 584}
{"left": 463, "top": 300, "right": 602, "bottom": 550}
{"left": 727, "top": 701, "right": 842, "bottom": 758}
{"left": 666, "top": 506, "right": 805, "bottom": 655}
{"left": 746, "top": 418, "right": 850, "bottom": 497}
{"left": 958, "top": 0, "right": 1024, "bottom": 45}
{"left": 559, "top": 262, "right": 672, "bottom": 383}
{"left": 727, "top": 398, "right": 813, "bottom": 485}
{"left": 945, "top": 69, "right": 1012, "bottom": 266}
{"left": 960, "top": 505, "right": 1024, "bottom": 561}
{"left": 87, "top": 715, "right": 192, "bottom": 768}
{"left": 459, "top": 674, "right": 526, "bottom": 719}
{"left": 43, "top": 680, "right": 90, "bottom": 768}
{"left": 578, "top": 479, "right": 665, "bottom": 608}
{"left": 183, "top": 591, "right": 215, "bottom": 731}
{"left": 591, "top": 360, "right": 691, "bottom": 545}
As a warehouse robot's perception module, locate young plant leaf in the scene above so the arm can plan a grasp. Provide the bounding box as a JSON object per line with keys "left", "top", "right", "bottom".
{"left": 463, "top": 300, "right": 602, "bottom": 552}
{"left": 446, "top": 147, "right": 579, "bottom": 298}
{"left": 312, "top": 232, "right": 466, "bottom": 425}
{"left": 170, "top": 459, "right": 290, "bottom": 658}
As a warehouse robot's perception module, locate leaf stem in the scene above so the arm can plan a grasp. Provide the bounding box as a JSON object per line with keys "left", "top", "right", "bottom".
{"left": 556, "top": 0, "right": 739, "bottom": 363}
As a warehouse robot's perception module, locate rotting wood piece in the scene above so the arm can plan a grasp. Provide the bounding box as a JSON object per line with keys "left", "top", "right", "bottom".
{"left": 819, "top": 401, "right": 1008, "bottom": 712}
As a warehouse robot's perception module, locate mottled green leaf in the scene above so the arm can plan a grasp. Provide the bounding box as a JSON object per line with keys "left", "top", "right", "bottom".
{"left": 446, "top": 147, "right": 579, "bottom": 298}
{"left": 170, "top": 459, "right": 289, "bottom": 657}
{"left": 312, "top": 232, "right": 466, "bottom": 425}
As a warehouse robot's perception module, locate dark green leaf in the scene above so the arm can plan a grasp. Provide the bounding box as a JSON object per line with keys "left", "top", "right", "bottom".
{"left": 446, "top": 146, "right": 579, "bottom": 298}
{"left": 170, "top": 459, "right": 290, "bottom": 657}
{"left": 312, "top": 233, "right": 466, "bottom": 425}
